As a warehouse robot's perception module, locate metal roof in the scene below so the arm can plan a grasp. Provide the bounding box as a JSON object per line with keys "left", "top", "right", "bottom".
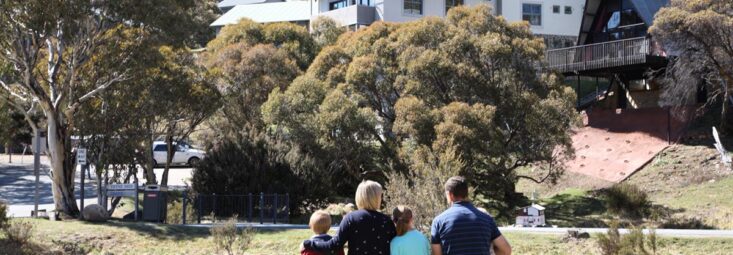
{"left": 628, "top": 0, "right": 669, "bottom": 26}
{"left": 578, "top": 0, "right": 670, "bottom": 44}
{"left": 217, "top": 0, "right": 269, "bottom": 10}
{"left": 211, "top": 1, "right": 311, "bottom": 27}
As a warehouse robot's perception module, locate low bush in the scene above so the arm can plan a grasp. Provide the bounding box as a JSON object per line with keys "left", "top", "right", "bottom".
{"left": 600, "top": 183, "right": 651, "bottom": 219}
{"left": 384, "top": 150, "right": 458, "bottom": 234}
{"left": 191, "top": 138, "right": 311, "bottom": 217}
{"left": 52, "top": 239, "right": 91, "bottom": 255}
{"left": 5, "top": 220, "right": 34, "bottom": 245}
{"left": 596, "top": 222, "right": 658, "bottom": 255}
{"left": 211, "top": 218, "right": 255, "bottom": 255}
{"left": 167, "top": 199, "right": 197, "bottom": 224}
{"left": 0, "top": 200, "right": 8, "bottom": 230}
{"left": 165, "top": 190, "right": 197, "bottom": 224}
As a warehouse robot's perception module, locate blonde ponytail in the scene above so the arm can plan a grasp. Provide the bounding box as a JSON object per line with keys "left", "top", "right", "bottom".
{"left": 392, "top": 205, "right": 413, "bottom": 236}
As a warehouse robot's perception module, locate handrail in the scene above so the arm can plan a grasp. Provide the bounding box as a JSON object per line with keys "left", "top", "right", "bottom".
{"left": 545, "top": 37, "right": 653, "bottom": 73}
{"left": 547, "top": 36, "right": 647, "bottom": 53}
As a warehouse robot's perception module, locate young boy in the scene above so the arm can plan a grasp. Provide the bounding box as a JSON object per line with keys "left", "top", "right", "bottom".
{"left": 301, "top": 211, "right": 344, "bottom": 255}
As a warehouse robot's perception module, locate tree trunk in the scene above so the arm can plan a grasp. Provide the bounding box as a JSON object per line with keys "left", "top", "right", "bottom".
{"left": 144, "top": 124, "right": 157, "bottom": 184}
{"left": 5, "top": 142, "right": 11, "bottom": 163}
{"left": 161, "top": 134, "right": 175, "bottom": 187}
{"left": 47, "top": 114, "right": 80, "bottom": 217}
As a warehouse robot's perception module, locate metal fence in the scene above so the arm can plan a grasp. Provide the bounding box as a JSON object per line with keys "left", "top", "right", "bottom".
{"left": 546, "top": 36, "right": 651, "bottom": 73}
{"left": 181, "top": 193, "right": 289, "bottom": 224}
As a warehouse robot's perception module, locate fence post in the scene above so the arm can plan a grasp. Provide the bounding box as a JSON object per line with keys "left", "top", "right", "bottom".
{"left": 285, "top": 193, "right": 290, "bottom": 223}
{"left": 197, "top": 194, "right": 202, "bottom": 224}
{"left": 182, "top": 190, "right": 187, "bottom": 225}
{"left": 212, "top": 193, "right": 217, "bottom": 221}
{"left": 248, "top": 193, "right": 253, "bottom": 223}
{"left": 259, "top": 192, "right": 264, "bottom": 224}
{"left": 273, "top": 193, "right": 278, "bottom": 224}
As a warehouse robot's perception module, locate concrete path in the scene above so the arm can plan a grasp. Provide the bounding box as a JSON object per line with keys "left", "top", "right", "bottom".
{"left": 183, "top": 223, "right": 733, "bottom": 238}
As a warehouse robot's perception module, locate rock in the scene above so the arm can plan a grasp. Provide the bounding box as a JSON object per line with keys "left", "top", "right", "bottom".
{"left": 82, "top": 204, "right": 109, "bottom": 222}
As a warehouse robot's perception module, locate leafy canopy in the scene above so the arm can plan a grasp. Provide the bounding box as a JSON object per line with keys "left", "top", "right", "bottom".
{"left": 262, "top": 5, "right": 577, "bottom": 218}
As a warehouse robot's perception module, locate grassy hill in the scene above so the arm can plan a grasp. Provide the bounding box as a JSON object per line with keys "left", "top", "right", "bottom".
{"left": 517, "top": 133, "right": 733, "bottom": 229}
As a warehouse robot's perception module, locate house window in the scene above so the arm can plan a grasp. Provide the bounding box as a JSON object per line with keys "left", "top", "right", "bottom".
{"left": 522, "top": 3, "right": 542, "bottom": 26}
{"left": 404, "top": 0, "right": 423, "bottom": 15}
{"left": 553, "top": 5, "right": 560, "bottom": 13}
{"left": 329, "top": 0, "right": 348, "bottom": 10}
{"left": 565, "top": 6, "right": 572, "bottom": 14}
{"left": 445, "top": 0, "right": 463, "bottom": 14}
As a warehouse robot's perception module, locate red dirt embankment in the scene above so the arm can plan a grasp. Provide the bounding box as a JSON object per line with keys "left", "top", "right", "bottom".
{"left": 566, "top": 108, "right": 692, "bottom": 182}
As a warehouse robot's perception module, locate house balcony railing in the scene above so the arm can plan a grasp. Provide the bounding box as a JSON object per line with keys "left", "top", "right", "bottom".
{"left": 545, "top": 37, "right": 655, "bottom": 74}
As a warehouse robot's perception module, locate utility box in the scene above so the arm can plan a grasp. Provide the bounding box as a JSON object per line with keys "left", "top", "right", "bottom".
{"left": 143, "top": 185, "right": 168, "bottom": 223}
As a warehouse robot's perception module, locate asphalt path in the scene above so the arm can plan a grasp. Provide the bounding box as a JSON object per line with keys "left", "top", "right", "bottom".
{"left": 0, "top": 155, "right": 194, "bottom": 217}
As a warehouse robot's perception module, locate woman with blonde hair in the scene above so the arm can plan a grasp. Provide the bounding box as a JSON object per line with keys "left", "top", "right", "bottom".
{"left": 390, "top": 206, "right": 430, "bottom": 255}
{"left": 303, "top": 180, "right": 396, "bottom": 255}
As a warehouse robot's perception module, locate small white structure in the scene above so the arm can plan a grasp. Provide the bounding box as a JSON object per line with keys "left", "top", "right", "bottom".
{"left": 515, "top": 204, "right": 546, "bottom": 227}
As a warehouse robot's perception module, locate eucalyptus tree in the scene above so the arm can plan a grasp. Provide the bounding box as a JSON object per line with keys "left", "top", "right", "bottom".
{"left": 651, "top": 0, "right": 733, "bottom": 131}
{"left": 0, "top": 0, "right": 215, "bottom": 216}
{"left": 263, "top": 5, "right": 577, "bottom": 217}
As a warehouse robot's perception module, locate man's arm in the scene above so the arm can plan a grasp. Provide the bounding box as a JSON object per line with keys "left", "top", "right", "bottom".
{"left": 431, "top": 244, "right": 442, "bottom": 255}
{"left": 492, "top": 235, "right": 512, "bottom": 255}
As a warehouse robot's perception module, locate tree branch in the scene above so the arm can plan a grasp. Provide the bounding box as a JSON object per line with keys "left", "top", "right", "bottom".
{"left": 0, "top": 79, "right": 28, "bottom": 102}
{"left": 67, "top": 73, "right": 128, "bottom": 113}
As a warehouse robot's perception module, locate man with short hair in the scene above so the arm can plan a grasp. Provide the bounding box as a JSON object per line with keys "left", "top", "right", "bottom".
{"left": 430, "top": 176, "right": 512, "bottom": 255}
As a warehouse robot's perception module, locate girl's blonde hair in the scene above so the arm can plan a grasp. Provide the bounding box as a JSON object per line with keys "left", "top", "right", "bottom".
{"left": 392, "top": 205, "right": 413, "bottom": 236}
{"left": 355, "top": 180, "right": 382, "bottom": 211}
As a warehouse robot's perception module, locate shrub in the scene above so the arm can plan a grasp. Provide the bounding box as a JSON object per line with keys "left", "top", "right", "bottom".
{"left": 52, "top": 239, "right": 91, "bottom": 255}
{"left": 191, "top": 138, "right": 310, "bottom": 217}
{"left": 596, "top": 222, "right": 658, "bottom": 255}
{"left": 601, "top": 183, "right": 651, "bottom": 219}
{"left": 211, "top": 218, "right": 255, "bottom": 255}
{"left": 0, "top": 200, "right": 8, "bottom": 230}
{"left": 166, "top": 199, "right": 197, "bottom": 224}
{"left": 5, "top": 220, "right": 34, "bottom": 245}
{"left": 384, "top": 146, "right": 461, "bottom": 233}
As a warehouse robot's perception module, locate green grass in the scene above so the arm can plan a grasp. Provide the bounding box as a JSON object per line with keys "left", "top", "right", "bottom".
{"left": 2, "top": 219, "right": 733, "bottom": 254}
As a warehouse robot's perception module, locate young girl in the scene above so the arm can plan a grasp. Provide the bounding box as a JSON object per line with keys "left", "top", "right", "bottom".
{"left": 390, "top": 206, "right": 430, "bottom": 255}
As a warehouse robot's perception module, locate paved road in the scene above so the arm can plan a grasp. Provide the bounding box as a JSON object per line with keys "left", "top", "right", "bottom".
{"left": 0, "top": 155, "right": 194, "bottom": 217}
{"left": 183, "top": 223, "right": 733, "bottom": 238}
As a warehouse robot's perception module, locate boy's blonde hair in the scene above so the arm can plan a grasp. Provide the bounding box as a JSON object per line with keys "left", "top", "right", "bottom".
{"left": 309, "top": 210, "right": 332, "bottom": 234}
{"left": 355, "top": 180, "right": 382, "bottom": 211}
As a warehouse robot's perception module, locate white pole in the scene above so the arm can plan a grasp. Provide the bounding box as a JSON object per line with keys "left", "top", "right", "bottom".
{"left": 33, "top": 130, "right": 40, "bottom": 217}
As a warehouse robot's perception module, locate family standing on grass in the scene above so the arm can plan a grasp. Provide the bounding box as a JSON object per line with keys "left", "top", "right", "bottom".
{"left": 300, "top": 176, "right": 513, "bottom": 255}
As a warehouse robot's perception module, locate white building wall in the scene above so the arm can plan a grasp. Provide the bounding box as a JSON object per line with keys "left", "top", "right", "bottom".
{"left": 213, "top": 0, "right": 583, "bottom": 39}
{"left": 501, "top": 0, "right": 583, "bottom": 36}
{"left": 377, "top": 0, "right": 494, "bottom": 23}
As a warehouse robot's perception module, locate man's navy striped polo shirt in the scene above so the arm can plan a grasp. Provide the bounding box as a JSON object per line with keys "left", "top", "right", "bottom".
{"left": 430, "top": 201, "right": 502, "bottom": 255}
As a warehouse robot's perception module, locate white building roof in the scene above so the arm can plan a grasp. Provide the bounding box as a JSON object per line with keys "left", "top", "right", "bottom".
{"left": 530, "top": 204, "right": 545, "bottom": 210}
{"left": 211, "top": 1, "right": 311, "bottom": 27}
{"left": 218, "top": 0, "right": 269, "bottom": 10}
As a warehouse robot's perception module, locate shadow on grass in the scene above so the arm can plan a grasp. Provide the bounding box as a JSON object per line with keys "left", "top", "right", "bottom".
{"left": 77, "top": 220, "right": 298, "bottom": 242}
{"left": 0, "top": 239, "right": 51, "bottom": 255}
{"left": 542, "top": 192, "right": 609, "bottom": 227}
{"left": 78, "top": 220, "right": 210, "bottom": 241}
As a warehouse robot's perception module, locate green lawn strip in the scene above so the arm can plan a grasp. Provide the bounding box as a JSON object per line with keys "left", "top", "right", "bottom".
{"left": 3, "top": 219, "right": 733, "bottom": 254}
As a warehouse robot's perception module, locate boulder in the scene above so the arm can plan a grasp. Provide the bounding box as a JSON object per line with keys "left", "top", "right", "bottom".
{"left": 82, "top": 204, "right": 109, "bottom": 222}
